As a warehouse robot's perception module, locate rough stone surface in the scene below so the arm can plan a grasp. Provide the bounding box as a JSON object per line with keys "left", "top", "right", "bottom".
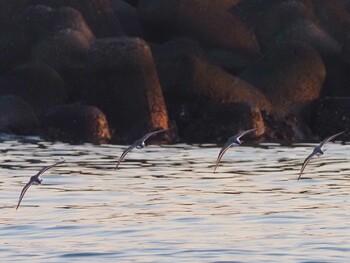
{"left": 18, "top": 5, "right": 94, "bottom": 44}
{"left": 32, "top": 29, "right": 92, "bottom": 71}
{"left": 0, "top": 95, "right": 38, "bottom": 135}
{"left": 40, "top": 104, "right": 111, "bottom": 144}
{"left": 27, "top": 0, "right": 124, "bottom": 37}
{"left": 239, "top": 41, "right": 325, "bottom": 117}
{"left": 84, "top": 37, "right": 169, "bottom": 142}
{"left": 110, "top": 0, "right": 145, "bottom": 37}
{"left": 174, "top": 102, "right": 264, "bottom": 143}
{"left": 313, "top": 0, "right": 350, "bottom": 43}
{"left": 0, "top": 61, "right": 67, "bottom": 116}
{"left": 311, "top": 97, "right": 350, "bottom": 140}
{"left": 157, "top": 54, "right": 271, "bottom": 112}
{"left": 138, "top": 0, "right": 260, "bottom": 56}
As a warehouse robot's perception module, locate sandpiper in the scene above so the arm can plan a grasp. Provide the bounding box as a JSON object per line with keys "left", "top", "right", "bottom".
{"left": 115, "top": 128, "right": 169, "bottom": 170}
{"left": 213, "top": 128, "right": 257, "bottom": 173}
{"left": 16, "top": 160, "right": 65, "bottom": 210}
{"left": 298, "top": 131, "right": 345, "bottom": 180}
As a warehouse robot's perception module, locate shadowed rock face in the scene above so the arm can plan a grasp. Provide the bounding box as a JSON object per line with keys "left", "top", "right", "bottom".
{"left": 32, "top": 29, "right": 92, "bottom": 71}
{"left": 138, "top": 0, "right": 260, "bottom": 56}
{"left": 40, "top": 104, "right": 111, "bottom": 144}
{"left": 239, "top": 41, "right": 325, "bottom": 117}
{"left": 84, "top": 37, "right": 169, "bottom": 143}
{"left": 110, "top": 0, "right": 145, "bottom": 38}
{"left": 313, "top": 0, "right": 350, "bottom": 43}
{"left": 26, "top": 0, "right": 124, "bottom": 37}
{"left": 17, "top": 5, "right": 94, "bottom": 44}
{"left": 0, "top": 95, "right": 38, "bottom": 135}
{"left": 0, "top": 62, "right": 67, "bottom": 116}
{"left": 253, "top": 0, "right": 317, "bottom": 51}
{"left": 156, "top": 54, "right": 271, "bottom": 112}
{"left": 173, "top": 102, "right": 264, "bottom": 143}
{"left": 311, "top": 97, "right": 350, "bottom": 139}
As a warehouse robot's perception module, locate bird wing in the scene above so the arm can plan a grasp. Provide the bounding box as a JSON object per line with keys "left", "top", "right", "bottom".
{"left": 213, "top": 141, "right": 237, "bottom": 173}
{"left": 319, "top": 131, "right": 345, "bottom": 148}
{"left": 16, "top": 181, "right": 33, "bottom": 210}
{"left": 140, "top": 128, "right": 168, "bottom": 143}
{"left": 115, "top": 145, "right": 135, "bottom": 170}
{"left": 235, "top": 128, "right": 257, "bottom": 140}
{"left": 298, "top": 151, "right": 317, "bottom": 180}
{"left": 36, "top": 160, "right": 65, "bottom": 177}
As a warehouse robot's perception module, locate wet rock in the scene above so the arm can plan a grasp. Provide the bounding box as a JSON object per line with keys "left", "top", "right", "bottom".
{"left": 138, "top": 0, "right": 260, "bottom": 56}
{"left": 32, "top": 29, "right": 92, "bottom": 71}
{"left": 85, "top": 37, "right": 169, "bottom": 143}
{"left": 110, "top": 0, "right": 145, "bottom": 37}
{"left": 175, "top": 102, "right": 264, "bottom": 143}
{"left": 0, "top": 95, "right": 38, "bottom": 135}
{"left": 27, "top": 0, "right": 124, "bottom": 37}
{"left": 0, "top": 62, "right": 67, "bottom": 116}
{"left": 239, "top": 41, "right": 325, "bottom": 117}
{"left": 157, "top": 54, "right": 271, "bottom": 112}
{"left": 40, "top": 104, "right": 111, "bottom": 144}
{"left": 311, "top": 97, "right": 350, "bottom": 140}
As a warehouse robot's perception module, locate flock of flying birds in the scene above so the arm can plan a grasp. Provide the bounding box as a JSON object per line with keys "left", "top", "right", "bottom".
{"left": 15, "top": 128, "right": 346, "bottom": 210}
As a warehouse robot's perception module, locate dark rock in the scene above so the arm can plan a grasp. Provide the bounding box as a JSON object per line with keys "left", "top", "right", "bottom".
{"left": 32, "top": 29, "right": 92, "bottom": 71}
{"left": 0, "top": 95, "right": 38, "bottom": 135}
{"left": 122, "top": 0, "right": 138, "bottom": 7}
{"left": 210, "top": 0, "right": 240, "bottom": 10}
{"left": 153, "top": 37, "right": 205, "bottom": 60}
{"left": 138, "top": 0, "right": 260, "bottom": 56}
{"left": 18, "top": 5, "right": 94, "bottom": 45}
{"left": 206, "top": 49, "right": 255, "bottom": 75}
{"left": 175, "top": 102, "right": 264, "bottom": 143}
{"left": 84, "top": 37, "right": 169, "bottom": 143}
{"left": 27, "top": 0, "right": 124, "bottom": 38}
{"left": 157, "top": 54, "right": 271, "bottom": 112}
{"left": 239, "top": 41, "right": 325, "bottom": 117}
{"left": 229, "top": 0, "right": 286, "bottom": 28}
{"left": 0, "top": 30, "right": 31, "bottom": 73}
{"left": 40, "top": 104, "right": 111, "bottom": 144}
{"left": 313, "top": 0, "right": 350, "bottom": 43}
{"left": 253, "top": 0, "right": 316, "bottom": 51}
{"left": 272, "top": 19, "right": 341, "bottom": 59}
{"left": 311, "top": 97, "right": 350, "bottom": 140}
{"left": 110, "top": 0, "right": 145, "bottom": 37}
{"left": 0, "top": 62, "right": 67, "bottom": 116}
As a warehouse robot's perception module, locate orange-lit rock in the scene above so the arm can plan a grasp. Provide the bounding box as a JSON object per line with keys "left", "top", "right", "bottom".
{"left": 40, "top": 104, "right": 111, "bottom": 144}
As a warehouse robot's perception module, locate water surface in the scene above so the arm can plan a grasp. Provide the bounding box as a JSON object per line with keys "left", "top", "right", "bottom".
{"left": 0, "top": 138, "right": 349, "bottom": 262}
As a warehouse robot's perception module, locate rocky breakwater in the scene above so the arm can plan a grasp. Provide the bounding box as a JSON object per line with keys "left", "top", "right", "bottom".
{"left": 0, "top": 0, "right": 348, "bottom": 144}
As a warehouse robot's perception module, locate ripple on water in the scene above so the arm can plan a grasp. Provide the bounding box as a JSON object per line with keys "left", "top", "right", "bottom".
{"left": 0, "top": 141, "right": 349, "bottom": 262}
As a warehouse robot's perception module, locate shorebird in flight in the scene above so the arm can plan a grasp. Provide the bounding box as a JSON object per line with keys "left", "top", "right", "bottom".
{"left": 213, "top": 128, "right": 257, "bottom": 173}
{"left": 298, "top": 131, "right": 345, "bottom": 180}
{"left": 115, "top": 128, "right": 169, "bottom": 170}
{"left": 16, "top": 160, "right": 65, "bottom": 210}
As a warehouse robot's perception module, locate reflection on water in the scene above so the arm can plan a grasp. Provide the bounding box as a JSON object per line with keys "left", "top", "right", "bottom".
{"left": 0, "top": 138, "right": 349, "bottom": 262}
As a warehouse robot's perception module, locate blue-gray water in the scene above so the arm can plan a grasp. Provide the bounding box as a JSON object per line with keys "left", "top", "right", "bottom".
{"left": 0, "top": 138, "right": 349, "bottom": 262}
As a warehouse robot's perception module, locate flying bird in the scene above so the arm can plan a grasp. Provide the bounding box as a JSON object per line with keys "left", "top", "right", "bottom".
{"left": 16, "top": 160, "right": 65, "bottom": 210}
{"left": 298, "top": 131, "right": 345, "bottom": 180}
{"left": 115, "top": 128, "right": 169, "bottom": 170}
{"left": 213, "top": 128, "right": 257, "bottom": 173}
